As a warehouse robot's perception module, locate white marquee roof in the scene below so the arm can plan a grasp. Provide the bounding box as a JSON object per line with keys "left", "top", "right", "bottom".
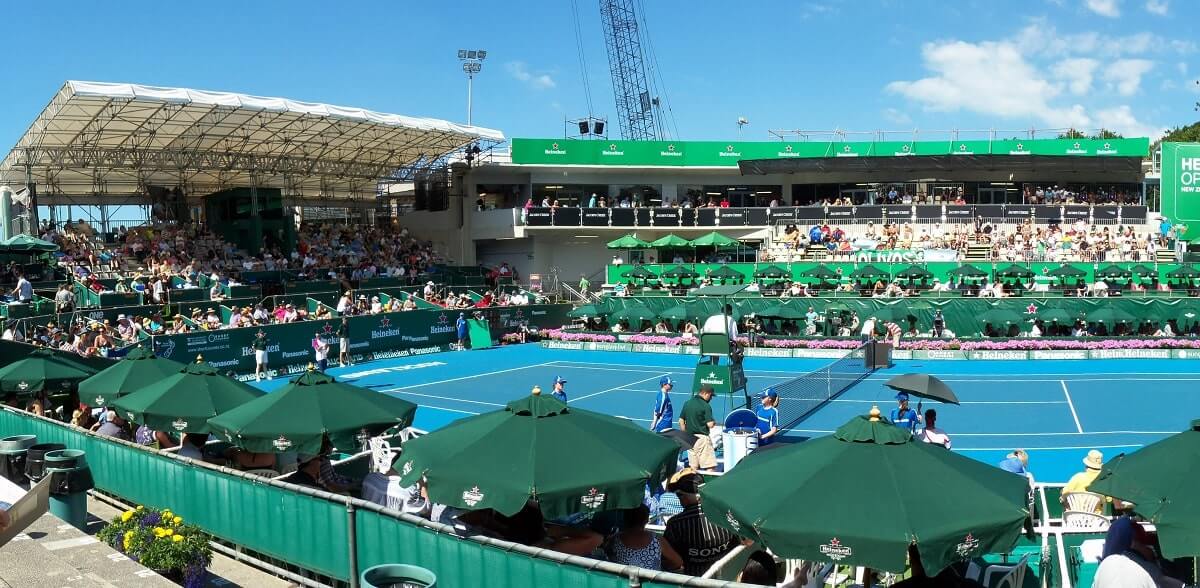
{"left": 1, "top": 81, "right": 503, "bottom": 202}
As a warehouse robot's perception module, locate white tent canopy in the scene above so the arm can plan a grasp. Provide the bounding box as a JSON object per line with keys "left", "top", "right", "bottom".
{"left": 1, "top": 81, "right": 503, "bottom": 202}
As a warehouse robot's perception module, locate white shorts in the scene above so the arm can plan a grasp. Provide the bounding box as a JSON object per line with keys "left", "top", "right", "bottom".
{"left": 339, "top": 338, "right": 349, "bottom": 349}
{"left": 255, "top": 350, "right": 267, "bottom": 363}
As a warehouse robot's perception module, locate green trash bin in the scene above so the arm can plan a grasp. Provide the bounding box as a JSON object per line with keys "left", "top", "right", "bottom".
{"left": 360, "top": 564, "right": 437, "bottom": 588}
{"left": 44, "top": 449, "right": 94, "bottom": 530}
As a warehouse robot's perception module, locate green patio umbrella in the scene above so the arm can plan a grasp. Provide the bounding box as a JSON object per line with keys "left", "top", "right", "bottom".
{"left": 1085, "top": 307, "right": 1136, "bottom": 325}
{"left": 1095, "top": 265, "right": 1132, "bottom": 279}
{"left": 689, "top": 231, "right": 740, "bottom": 248}
{"left": 610, "top": 304, "right": 658, "bottom": 323}
{"left": 849, "top": 264, "right": 890, "bottom": 279}
{"left": 1037, "top": 308, "right": 1074, "bottom": 323}
{"left": 759, "top": 302, "right": 806, "bottom": 320}
{"left": 1088, "top": 419, "right": 1200, "bottom": 559}
{"left": 707, "top": 265, "right": 745, "bottom": 281}
{"left": 0, "top": 234, "right": 60, "bottom": 253}
{"left": 799, "top": 266, "right": 839, "bottom": 280}
{"left": 1166, "top": 265, "right": 1199, "bottom": 279}
{"left": 620, "top": 265, "right": 656, "bottom": 279}
{"left": 978, "top": 308, "right": 1024, "bottom": 325}
{"left": 995, "top": 264, "right": 1033, "bottom": 278}
{"left": 606, "top": 234, "right": 651, "bottom": 249}
{"left": 77, "top": 346, "right": 187, "bottom": 408}
{"left": 701, "top": 412, "right": 1029, "bottom": 573}
{"left": 753, "top": 265, "right": 790, "bottom": 279}
{"left": 657, "top": 304, "right": 696, "bottom": 321}
{"left": 112, "top": 356, "right": 264, "bottom": 435}
{"left": 895, "top": 265, "right": 933, "bottom": 280}
{"left": 0, "top": 348, "right": 98, "bottom": 395}
{"left": 1048, "top": 265, "right": 1087, "bottom": 278}
{"left": 207, "top": 367, "right": 417, "bottom": 454}
{"left": 947, "top": 264, "right": 988, "bottom": 278}
{"left": 885, "top": 374, "right": 959, "bottom": 404}
{"left": 1128, "top": 264, "right": 1157, "bottom": 277}
{"left": 1175, "top": 306, "right": 1200, "bottom": 329}
{"left": 660, "top": 265, "right": 700, "bottom": 279}
{"left": 649, "top": 234, "right": 691, "bottom": 248}
{"left": 397, "top": 391, "right": 677, "bottom": 518}
{"left": 567, "top": 304, "right": 601, "bottom": 319}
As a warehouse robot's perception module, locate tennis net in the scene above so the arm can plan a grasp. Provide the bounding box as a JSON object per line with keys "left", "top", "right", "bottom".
{"left": 750, "top": 342, "right": 875, "bottom": 431}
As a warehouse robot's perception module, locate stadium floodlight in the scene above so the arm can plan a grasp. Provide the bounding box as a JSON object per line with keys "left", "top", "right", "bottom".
{"left": 457, "top": 49, "right": 488, "bottom": 126}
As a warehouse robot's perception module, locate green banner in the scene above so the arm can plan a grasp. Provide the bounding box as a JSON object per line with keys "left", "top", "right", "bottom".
{"left": 1161, "top": 142, "right": 1200, "bottom": 224}
{"left": 512, "top": 137, "right": 1150, "bottom": 167}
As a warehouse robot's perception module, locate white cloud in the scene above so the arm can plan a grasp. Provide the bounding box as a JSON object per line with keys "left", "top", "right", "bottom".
{"left": 1094, "top": 106, "right": 1165, "bottom": 139}
{"left": 1013, "top": 21, "right": 1157, "bottom": 58}
{"left": 1171, "top": 40, "right": 1197, "bottom": 54}
{"left": 505, "top": 61, "right": 556, "bottom": 90}
{"left": 1146, "top": 0, "right": 1169, "bottom": 14}
{"left": 882, "top": 108, "right": 912, "bottom": 125}
{"left": 1052, "top": 58, "right": 1100, "bottom": 94}
{"left": 1102, "top": 59, "right": 1154, "bottom": 95}
{"left": 1084, "top": 0, "right": 1121, "bottom": 17}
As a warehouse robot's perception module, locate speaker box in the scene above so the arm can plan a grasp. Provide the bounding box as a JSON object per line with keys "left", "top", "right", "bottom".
{"left": 593, "top": 121, "right": 605, "bottom": 135}
{"left": 578, "top": 121, "right": 590, "bottom": 134}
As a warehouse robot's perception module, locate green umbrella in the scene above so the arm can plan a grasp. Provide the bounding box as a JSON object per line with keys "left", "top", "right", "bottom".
{"left": 895, "top": 265, "right": 933, "bottom": 280}
{"left": 799, "top": 266, "right": 839, "bottom": 280}
{"left": 996, "top": 264, "right": 1033, "bottom": 278}
{"left": 1175, "top": 306, "right": 1200, "bottom": 329}
{"left": 823, "top": 301, "right": 852, "bottom": 312}
{"left": 77, "top": 346, "right": 187, "bottom": 408}
{"left": 885, "top": 374, "right": 959, "bottom": 404}
{"left": 0, "top": 234, "right": 60, "bottom": 253}
{"left": 1128, "top": 264, "right": 1157, "bottom": 277}
{"left": 567, "top": 304, "right": 601, "bottom": 319}
{"left": 649, "top": 234, "right": 691, "bottom": 248}
{"left": 1167, "top": 265, "right": 1199, "bottom": 279}
{"left": 849, "top": 264, "right": 890, "bottom": 279}
{"left": 1095, "top": 265, "right": 1132, "bottom": 279}
{"left": 947, "top": 264, "right": 988, "bottom": 278}
{"left": 759, "top": 302, "right": 807, "bottom": 320}
{"left": 0, "top": 348, "right": 98, "bottom": 395}
{"left": 620, "top": 265, "right": 656, "bottom": 279}
{"left": 701, "top": 413, "right": 1029, "bottom": 573}
{"left": 1037, "top": 308, "right": 1074, "bottom": 323}
{"left": 979, "top": 308, "right": 1024, "bottom": 325}
{"left": 1088, "top": 419, "right": 1200, "bottom": 559}
{"left": 871, "top": 306, "right": 914, "bottom": 323}
{"left": 606, "top": 234, "right": 651, "bottom": 249}
{"left": 397, "top": 392, "right": 677, "bottom": 518}
{"left": 1048, "top": 265, "right": 1087, "bottom": 278}
{"left": 689, "top": 231, "right": 740, "bottom": 248}
{"left": 112, "top": 357, "right": 264, "bottom": 434}
{"left": 753, "top": 265, "right": 790, "bottom": 279}
{"left": 660, "top": 265, "right": 700, "bottom": 279}
{"left": 610, "top": 304, "right": 658, "bottom": 323}
{"left": 207, "top": 368, "right": 417, "bottom": 454}
{"left": 657, "top": 305, "right": 695, "bottom": 321}
{"left": 1086, "top": 307, "right": 1136, "bottom": 325}
{"left": 707, "top": 266, "right": 744, "bottom": 281}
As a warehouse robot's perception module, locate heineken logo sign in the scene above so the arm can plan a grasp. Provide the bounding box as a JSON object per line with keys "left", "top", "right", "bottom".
{"left": 371, "top": 315, "right": 401, "bottom": 340}
{"left": 955, "top": 532, "right": 981, "bottom": 558}
{"left": 725, "top": 511, "right": 741, "bottom": 532}
{"left": 17, "top": 381, "right": 28, "bottom": 391}
{"left": 777, "top": 144, "right": 799, "bottom": 157}
{"left": 1010, "top": 142, "right": 1029, "bottom": 155}
{"left": 430, "top": 313, "right": 456, "bottom": 335}
{"left": 819, "top": 537, "right": 853, "bottom": 561}
{"left": 401, "top": 460, "right": 413, "bottom": 477}
{"left": 659, "top": 143, "right": 682, "bottom": 157}
{"left": 462, "top": 486, "right": 485, "bottom": 507}
{"left": 719, "top": 144, "right": 741, "bottom": 157}
{"left": 580, "top": 487, "right": 606, "bottom": 509}
{"left": 1067, "top": 141, "right": 1087, "bottom": 155}
{"left": 272, "top": 436, "right": 293, "bottom": 451}
{"left": 172, "top": 418, "right": 189, "bottom": 432}
{"left": 322, "top": 323, "right": 335, "bottom": 334}
{"left": 94, "top": 395, "right": 107, "bottom": 406}
{"left": 700, "top": 371, "right": 726, "bottom": 386}
{"left": 601, "top": 143, "right": 624, "bottom": 156}
{"left": 544, "top": 142, "right": 566, "bottom": 155}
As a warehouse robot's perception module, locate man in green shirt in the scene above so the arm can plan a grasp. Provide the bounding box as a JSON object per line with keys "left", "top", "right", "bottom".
{"left": 578, "top": 275, "right": 590, "bottom": 298}
{"left": 679, "top": 384, "right": 718, "bottom": 471}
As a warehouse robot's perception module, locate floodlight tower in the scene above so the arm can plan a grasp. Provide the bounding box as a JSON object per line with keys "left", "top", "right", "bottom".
{"left": 458, "top": 49, "right": 487, "bottom": 126}
{"left": 599, "top": 0, "right": 658, "bottom": 140}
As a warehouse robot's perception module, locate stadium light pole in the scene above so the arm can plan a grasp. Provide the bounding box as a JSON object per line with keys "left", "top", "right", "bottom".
{"left": 458, "top": 49, "right": 486, "bottom": 126}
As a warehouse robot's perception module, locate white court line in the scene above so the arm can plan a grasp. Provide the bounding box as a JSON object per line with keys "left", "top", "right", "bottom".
{"left": 398, "top": 362, "right": 554, "bottom": 387}
{"left": 380, "top": 389, "right": 505, "bottom": 408}
{"left": 787, "top": 429, "right": 1176, "bottom": 436}
{"left": 550, "top": 360, "right": 1197, "bottom": 378}
{"left": 954, "top": 444, "right": 1143, "bottom": 452}
{"left": 1061, "top": 380, "right": 1084, "bottom": 434}
{"left": 864, "top": 376, "right": 1200, "bottom": 383}
{"left": 418, "top": 405, "right": 481, "bottom": 416}
{"left": 573, "top": 373, "right": 670, "bottom": 402}
{"left": 549, "top": 364, "right": 794, "bottom": 379}
{"left": 548, "top": 361, "right": 805, "bottom": 375}
{"left": 613, "top": 389, "right": 1065, "bottom": 405}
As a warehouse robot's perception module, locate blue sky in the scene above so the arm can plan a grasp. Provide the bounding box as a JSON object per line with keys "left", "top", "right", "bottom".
{"left": 2, "top": 0, "right": 1196, "bottom": 148}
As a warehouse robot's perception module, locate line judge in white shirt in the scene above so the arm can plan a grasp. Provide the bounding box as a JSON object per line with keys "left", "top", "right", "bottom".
{"left": 916, "top": 408, "right": 951, "bottom": 449}
{"left": 700, "top": 304, "right": 741, "bottom": 363}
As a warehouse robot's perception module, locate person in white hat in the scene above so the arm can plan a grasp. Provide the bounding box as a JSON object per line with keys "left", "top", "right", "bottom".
{"left": 1060, "top": 449, "right": 1109, "bottom": 514}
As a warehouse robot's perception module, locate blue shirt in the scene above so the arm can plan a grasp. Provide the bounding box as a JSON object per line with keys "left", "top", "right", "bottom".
{"left": 890, "top": 407, "right": 920, "bottom": 431}
{"left": 456, "top": 317, "right": 468, "bottom": 337}
{"left": 755, "top": 406, "right": 779, "bottom": 444}
{"left": 552, "top": 387, "right": 568, "bottom": 403}
{"left": 650, "top": 390, "right": 673, "bottom": 433}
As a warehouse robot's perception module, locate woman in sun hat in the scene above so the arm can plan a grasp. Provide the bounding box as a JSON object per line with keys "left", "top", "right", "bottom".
{"left": 1061, "top": 449, "right": 1110, "bottom": 514}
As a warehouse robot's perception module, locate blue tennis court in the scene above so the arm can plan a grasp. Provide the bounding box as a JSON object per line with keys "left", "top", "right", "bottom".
{"left": 251, "top": 345, "right": 1200, "bottom": 482}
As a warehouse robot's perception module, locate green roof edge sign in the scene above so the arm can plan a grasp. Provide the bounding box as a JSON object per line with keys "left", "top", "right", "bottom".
{"left": 510, "top": 137, "right": 1150, "bottom": 167}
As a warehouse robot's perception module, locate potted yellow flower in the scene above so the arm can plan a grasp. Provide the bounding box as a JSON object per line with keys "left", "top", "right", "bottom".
{"left": 97, "top": 506, "right": 212, "bottom": 586}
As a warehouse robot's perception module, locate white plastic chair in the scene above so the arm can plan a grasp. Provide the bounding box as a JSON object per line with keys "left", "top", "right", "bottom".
{"left": 1063, "top": 491, "right": 1105, "bottom": 514}
{"left": 368, "top": 437, "right": 394, "bottom": 474}
{"left": 1062, "top": 510, "right": 1111, "bottom": 532}
{"left": 983, "top": 553, "right": 1030, "bottom": 588}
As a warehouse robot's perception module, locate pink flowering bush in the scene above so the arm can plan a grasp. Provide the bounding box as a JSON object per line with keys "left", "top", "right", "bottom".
{"left": 542, "top": 329, "right": 617, "bottom": 343}
{"left": 898, "top": 338, "right": 1200, "bottom": 351}
{"left": 627, "top": 334, "right": 686, "bottom": 345}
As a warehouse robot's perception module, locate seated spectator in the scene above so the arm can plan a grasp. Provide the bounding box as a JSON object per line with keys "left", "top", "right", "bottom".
{"left": 96, "top": 408, "right": 131, "bottom": 441}
{"left": 737, "top": 550, "right": 780, "bottom": 586}
{"left": 1061, "top": 449, "right": 1109, "bottom": 513}
{"left": 603, "top": 505, "right": 683, "bottom": 572}
{"left": 997, "top": 449, "right": 1030, "bottom": 476}
{"left": 1093, "top": 517, "right": 1179, "bottom": 588}
{"left": 289, "top": 454, "right": 324, "bottom": 489}
{"left": 917, "top": 409, "right": 951, "bottom": 449}
{"left": 663, "top": 470, "right": 740, "bottom": 576}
